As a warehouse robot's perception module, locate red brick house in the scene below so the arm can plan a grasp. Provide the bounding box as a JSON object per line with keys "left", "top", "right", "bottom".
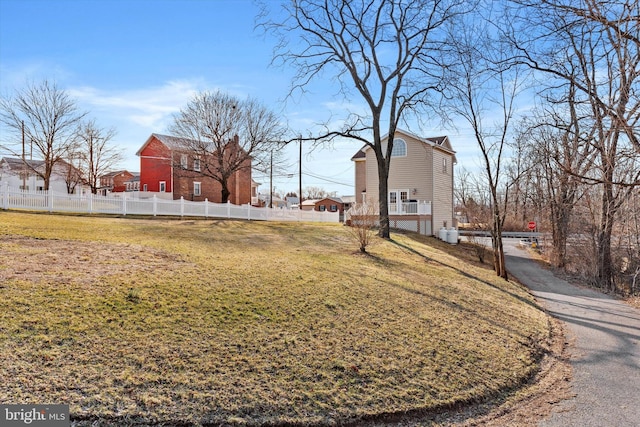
{"left": 314, "top": 197, "right": 345, "bottom": 214}
{"left": 136, "top": 133, "right": 257, "bottom": 204}
{"left": 99, "top": 170, "right": 135, "bottom": 193}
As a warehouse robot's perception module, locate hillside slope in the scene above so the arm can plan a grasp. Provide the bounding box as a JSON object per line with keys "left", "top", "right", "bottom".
{"left": 0, "top": 212, "right": 550, "bottom": 426}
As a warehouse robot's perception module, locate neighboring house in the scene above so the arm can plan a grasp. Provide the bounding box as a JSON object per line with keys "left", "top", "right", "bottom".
{"left": 300, "top": 199, "right": 319, "bottom": 211}
{"left": 99, "top": 170, "right": 137, "bottom": 194}
{"left": 0, "top": 156, "right": 89, "bottom": 194}
{"left": 314, "top": 197, "right": 345, "bottom": 214}
{"left": 125, "top": 173, "right": 141, "bottom": 192}
{"left": 351, "top": 129, "right": 456, "bottom": 235}
{"left": 135, "top": 133, "right": 259, "bottom": 204}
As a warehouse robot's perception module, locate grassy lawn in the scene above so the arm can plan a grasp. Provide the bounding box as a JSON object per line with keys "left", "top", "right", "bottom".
{"left": 0, "top": 212, "right": 550, "bottom": 426}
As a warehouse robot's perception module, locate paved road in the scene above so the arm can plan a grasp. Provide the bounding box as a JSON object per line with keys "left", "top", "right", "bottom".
{"left": 502, "top": 239, "right": 640, "bottom": 427}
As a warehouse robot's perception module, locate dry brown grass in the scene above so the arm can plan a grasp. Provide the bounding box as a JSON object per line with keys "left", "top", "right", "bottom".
{"left": 0, "top": 212, "right": 551, "bottom": 426}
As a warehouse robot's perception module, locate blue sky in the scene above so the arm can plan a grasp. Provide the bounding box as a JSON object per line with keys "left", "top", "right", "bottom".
{"left": 0, "top": 0, "right": 479, "bottom": 196}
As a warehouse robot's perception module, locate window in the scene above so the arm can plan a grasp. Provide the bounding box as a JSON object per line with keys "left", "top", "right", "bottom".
{"left": 143, "top": 184, "right": 148, "bottom": 192}
{"left": 319, "top": 205, "right": 326, "bottom": 211}
{"left": 180, "top": 154, "right": 188, "bottom": 169}
{"left": 193, "top": 158, "right": 201, "bottom": 172}
{"left": 330, "top": 204, "right": 338, "bottom": 212}
{"left": 389, "top": 192, "right": 397, "bottom": 204}
{"left": 443, "top": 158, "right": 447, "bottom": 173}
{"left": 381, "top": 138, "right": 407, "bottom": 157}
{"left": 194, "top": 182, "right": 201, "bottom": 196}
{"left": 392, "top": 138, "right": 407, "bottom": 157}
{"left": 159, "top": 181, "right": 166, "bottom": 192}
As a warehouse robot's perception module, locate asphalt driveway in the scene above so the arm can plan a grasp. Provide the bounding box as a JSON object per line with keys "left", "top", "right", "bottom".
{"left": 503, "top": 239, "right": 640, "bottom": 427}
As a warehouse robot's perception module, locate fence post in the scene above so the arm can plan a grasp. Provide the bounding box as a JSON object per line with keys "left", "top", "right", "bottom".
{"left": 1, "top": 182, "right": 7, "bottom": 210}
{"left": 247, "top": 203, "right": 251, "bottom": 221}
{"left": 205, "top": 198, "right": 209, "bottom": 218}
{"left": 88, "top": 192, "right": 93, "bottom": 214}
{"left": 227, "top": 200, "right": 231, "bottom": 218}
{"left": 180, "top": 196, "right": 185, "bottom": 218}
{"left": 153, "top": 195, "right": 157, "bottom": 216}
{"left": 48, "top": 189, "right": 53, "bottom": 213}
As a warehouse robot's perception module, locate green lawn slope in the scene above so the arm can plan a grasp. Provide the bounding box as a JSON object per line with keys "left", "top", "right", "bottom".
{"left": 0, "top": 212, "right": 550, "bottom": 426}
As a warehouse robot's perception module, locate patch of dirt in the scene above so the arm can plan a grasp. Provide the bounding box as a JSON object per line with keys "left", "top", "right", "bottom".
{"left": 0, "top": 235, "right": 189, "bottom": 287}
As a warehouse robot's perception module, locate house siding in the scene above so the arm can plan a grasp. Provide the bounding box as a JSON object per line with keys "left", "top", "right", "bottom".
{"left": 388, "top": 134, "right": 433, "bottom": 201}
{"left": 432, "top": 148, "right": 454, "bottom": 229}
{"left": 354, "top": 159, "right": 366, "bottom": 203}
{"left": 139, "top": 137, "right": 173, "bottom": 193}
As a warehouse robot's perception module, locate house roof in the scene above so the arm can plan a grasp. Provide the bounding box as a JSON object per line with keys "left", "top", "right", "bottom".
{"left": 317, "top": 197, "right": 344, "bottom": 204}
{"left": 101, "top": 170, "right": 134, "bottom": 178}
{"left": 136, "top": 133, "right": 195, "bottom": 156}
{"left": 350, "top": 148, "right": 366, "bottom": 161}
{"left": 350, "top": 129, "right": 456, "bottom": 162}
{"left": 1, "top": 157, "right": 45, "bottom": 171}
{"left": 136, "top": 133, "right": 247, "bottom": 157}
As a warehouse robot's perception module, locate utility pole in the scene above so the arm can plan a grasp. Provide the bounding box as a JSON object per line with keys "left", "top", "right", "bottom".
{"left": 21, "top": 120, "right": 26, "bottom": 191}
{"left": 269, "top": 149, "right": 273, "bottom": 209}
{"left": 298, "top": 135, "right": 302, "bottom": 209}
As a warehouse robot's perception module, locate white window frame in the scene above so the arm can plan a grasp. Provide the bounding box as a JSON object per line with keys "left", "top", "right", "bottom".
{"left": 194, "top": 181, "right": 201, "bottom": 196}
{"left": 392, "top": 138, "right": 407, "bottom": 157}
{"left": 180, "top": 154, "right": 188, "bottom": 169}
{"left": 443, "top": 157, "right": 447, "bottom": 173}
{"left": 193, "top": 157, "right": 201, "bottom": 172}
{"left": 159, "top": 181, "right": 166, "bottom": 192}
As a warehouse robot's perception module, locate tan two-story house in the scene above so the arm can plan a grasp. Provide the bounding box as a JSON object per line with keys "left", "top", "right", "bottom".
{"left": 351, "top": 129, "right": 456, "bottom": 236}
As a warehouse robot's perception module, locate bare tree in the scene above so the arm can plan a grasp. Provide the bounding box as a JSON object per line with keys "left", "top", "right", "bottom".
{"left": 169, "top": 91, "right": 286, "bottom": 204}
{"left": 446, "top": 13, "right": 525, "bottom": 279}
{"left": 261, "top": 0, "right": 469, "bottom": 238}
{"left": 346, "top": 202, "right": 380, "bottom": 253}
{"left": 509, "top": 0, "right": 640, "bottom": 290}
{"left": 0, "top": 80, "right": 87, "bottom": 190}
{"left": 74, "top": 119, "right": 121, "bottom": 194}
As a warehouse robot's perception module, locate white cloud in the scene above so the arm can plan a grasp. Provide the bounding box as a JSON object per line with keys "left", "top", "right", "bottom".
{"left": 68, "top": 79, "right": 207, "bottom": 130}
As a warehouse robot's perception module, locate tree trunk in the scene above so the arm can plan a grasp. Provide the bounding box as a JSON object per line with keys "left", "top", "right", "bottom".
{"left": 597, "top": 185, "right": 616, "bottom": 291}
{"left": 221, "top": 180, "right": 231, "bottom": 204}
{"left": 377, "top": 154, "right": 390, "bottom": 239}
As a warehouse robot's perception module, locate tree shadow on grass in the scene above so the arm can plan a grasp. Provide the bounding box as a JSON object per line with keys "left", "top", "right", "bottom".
{"left": 389, "top": 238, "right": 542, "bottom": 311}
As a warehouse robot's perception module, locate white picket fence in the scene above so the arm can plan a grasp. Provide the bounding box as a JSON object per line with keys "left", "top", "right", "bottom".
{"left": 0, "top": 184, "right": 339, "bottom": 223}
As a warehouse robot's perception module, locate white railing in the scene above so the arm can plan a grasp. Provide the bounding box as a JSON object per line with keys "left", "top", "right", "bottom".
{"left": 0, "top": 184, "right": 339, "bottom": 223}
{"left": 388, "top": 201, "right": 432, "bottom": 215}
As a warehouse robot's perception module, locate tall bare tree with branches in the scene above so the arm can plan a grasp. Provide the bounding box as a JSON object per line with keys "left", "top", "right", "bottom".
{"left": 73, "top": 119, "right": 121, "bottom": 194}
{"left": 446, "top": 11, "right": 526, "bottom": 280}
{"left": 169, "top": 91, "right": 287, "bottom": 204}
{"left": 0, "top": 80, "right": 87, "bottom": 190}
{"left": 261, "top": 0, "right": 469, "bottom": 238}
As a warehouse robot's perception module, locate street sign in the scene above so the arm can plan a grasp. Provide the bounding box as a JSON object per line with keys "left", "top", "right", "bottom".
{"left": 527, "top": 221, "right": 536, "bottom": 230}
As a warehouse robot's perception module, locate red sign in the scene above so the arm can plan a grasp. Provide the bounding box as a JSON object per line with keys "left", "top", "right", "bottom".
{"left": 527, "top": 221, "right": 536, "bottom": 230}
